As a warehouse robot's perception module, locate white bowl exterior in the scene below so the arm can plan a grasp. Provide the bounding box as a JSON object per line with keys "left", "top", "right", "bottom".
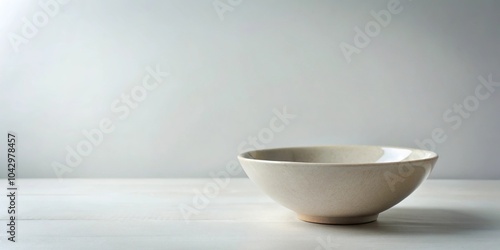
{"left": 238, "top": 146, "right": 437, "bottom": 219}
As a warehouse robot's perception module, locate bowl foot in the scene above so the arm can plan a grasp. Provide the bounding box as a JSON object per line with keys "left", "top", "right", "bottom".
{"left": 297, "top": 214, "right": 378, "bottom": 225}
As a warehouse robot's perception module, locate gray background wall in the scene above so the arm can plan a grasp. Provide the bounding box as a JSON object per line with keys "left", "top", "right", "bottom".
{"left": 1, "top": 0, "right": 499, "bottom": 179}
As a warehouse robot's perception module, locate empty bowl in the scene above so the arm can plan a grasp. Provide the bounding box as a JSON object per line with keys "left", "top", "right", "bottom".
{"left": 237, "top": 145, "right": 438, "bottom": 224}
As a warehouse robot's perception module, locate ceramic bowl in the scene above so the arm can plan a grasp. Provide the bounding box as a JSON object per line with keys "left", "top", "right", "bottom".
{"left": 238, "top": 145, "right": 438, "bottom": 225}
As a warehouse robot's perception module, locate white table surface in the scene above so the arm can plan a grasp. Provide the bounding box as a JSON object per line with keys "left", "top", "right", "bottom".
{"left": 0, "top": 179, "right": 499, "bottom": 250}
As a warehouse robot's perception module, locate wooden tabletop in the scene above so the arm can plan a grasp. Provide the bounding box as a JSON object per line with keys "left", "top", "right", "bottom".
{"left": 0, "top": 179, "right": 499, "bottom": 249}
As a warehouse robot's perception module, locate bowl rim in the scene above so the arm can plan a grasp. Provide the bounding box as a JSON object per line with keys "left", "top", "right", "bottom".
{"left": 237, "top": 145, "right": 438, "bottom": 167}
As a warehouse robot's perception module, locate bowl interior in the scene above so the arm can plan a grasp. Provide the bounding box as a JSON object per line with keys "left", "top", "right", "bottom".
{"left": 240, "top": 145, "right": 437, "bottom": 164}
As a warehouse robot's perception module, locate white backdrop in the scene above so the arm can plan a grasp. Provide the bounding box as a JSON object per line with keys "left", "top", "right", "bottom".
{"left": 0, "top": 0, "right": 499, "bottom": 179}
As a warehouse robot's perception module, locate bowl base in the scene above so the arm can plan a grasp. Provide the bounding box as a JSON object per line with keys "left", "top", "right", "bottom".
{"left": 297, "top": 214, "right": 378, "bottom": 225}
